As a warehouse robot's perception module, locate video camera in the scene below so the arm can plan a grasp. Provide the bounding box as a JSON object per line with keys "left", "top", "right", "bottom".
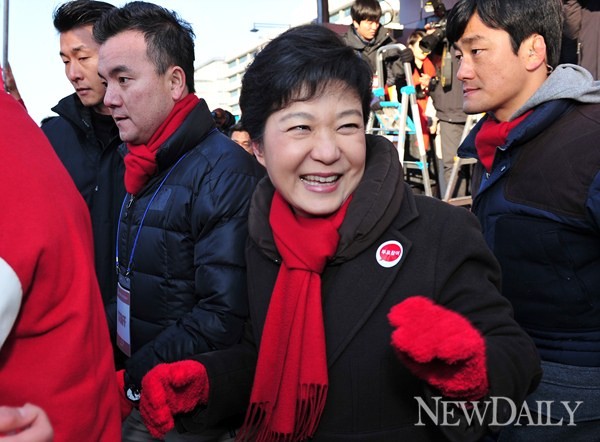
{"left": 419, "top": 0, "right": 447, "bottom": 54}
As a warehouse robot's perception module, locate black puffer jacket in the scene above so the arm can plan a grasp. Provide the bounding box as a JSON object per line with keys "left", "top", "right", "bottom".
{"left": 41, "top": 93, "right": 125, "bottom": 305}
{"left": 108, "top": 99, "right": 264, "bottom": 390}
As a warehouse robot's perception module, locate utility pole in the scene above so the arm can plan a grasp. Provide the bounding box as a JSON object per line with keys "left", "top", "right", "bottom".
{"left": 2, "top": 0, "right": 8, "bottom": 77}
{"left": 317, "top": 0, "right": 329, "bottom": 24}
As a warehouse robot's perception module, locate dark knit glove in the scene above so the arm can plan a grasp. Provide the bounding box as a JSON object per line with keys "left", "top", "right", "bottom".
{"left": 388, "top": 296, "right": 489, "bottom": 400}
{"left": 116, "top": 370, "right": 134, "bottom": 421}
{"left": 139, "top": 360, "right": 209, "bottom": 439}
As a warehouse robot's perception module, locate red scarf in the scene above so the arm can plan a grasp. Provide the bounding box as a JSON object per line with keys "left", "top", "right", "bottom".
{"left": 238, "top": 192, "right": 352, "bottom": 442}
{"left": 124, "top": 94, "right": 200, "bottom": 195}
{"left": 474, "top": 111, "right": 532, "bottom": 172}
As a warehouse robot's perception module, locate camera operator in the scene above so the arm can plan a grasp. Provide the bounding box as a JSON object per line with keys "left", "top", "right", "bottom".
{"left": 420, "top": 1, "right": 471, "bottom": 197}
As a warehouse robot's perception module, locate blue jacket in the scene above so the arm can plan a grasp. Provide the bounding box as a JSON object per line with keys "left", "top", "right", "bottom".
{"left": 458, "top": 65, "right": 600, "bottom": 367}
{"left": 108, "top": 99, "right": 264, "bottom": 390}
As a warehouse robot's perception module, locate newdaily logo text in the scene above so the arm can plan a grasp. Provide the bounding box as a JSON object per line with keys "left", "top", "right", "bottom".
{"left": 415, "top": 396, "right": 583, "bottom": 427}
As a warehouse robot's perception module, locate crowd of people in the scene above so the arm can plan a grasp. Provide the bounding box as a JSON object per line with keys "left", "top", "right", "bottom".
{"left": 1, "top": 0, "right": 599, "bottom": 441}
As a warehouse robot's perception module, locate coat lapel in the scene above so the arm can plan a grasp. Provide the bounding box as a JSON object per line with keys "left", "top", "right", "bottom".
{"left": 323, "top": 228, "right": 413, "bottom": 367}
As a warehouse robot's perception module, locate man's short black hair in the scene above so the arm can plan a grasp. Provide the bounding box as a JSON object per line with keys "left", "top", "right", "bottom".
{"left": 53, "top": 0, "right": 115, "bottom": 33}
{"left": 350, "top": 0, "right": 383, "bottom": 23}
{"left": 93, "top": 1, "right": 196, "bottom": 93}
{"left": 446, "top": 0, "right": 563, "bottom": 67}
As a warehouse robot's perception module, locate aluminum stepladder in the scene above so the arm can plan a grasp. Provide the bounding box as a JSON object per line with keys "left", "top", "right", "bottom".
{"left": 441, "top": 113, "right": 483, "bottom": 206}
{"left": 367, "top": 43, "right": 434, "bottom": 197}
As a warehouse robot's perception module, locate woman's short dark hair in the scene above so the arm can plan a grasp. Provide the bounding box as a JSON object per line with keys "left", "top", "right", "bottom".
{"left": 446, "top": 0, "right": 563, "bottom": 67}
{"left": 350, "top": 0, "right": 383, "bottom": 23}
{"left": 93, "top": 1, "right": 196, "bottom": 93}
{"left": 239, "top": 24, "right": 373, "bottom": 141}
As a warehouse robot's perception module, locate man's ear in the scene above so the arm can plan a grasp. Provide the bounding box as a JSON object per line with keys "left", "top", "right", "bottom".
{"left": 523, "top": 34, "right": 547, "bottom": 72}
{"left": 252, "top": 140, "right": 266, "bottom": 167}
{"left": 168, "top": 66, "right": 187, "bottom": 100}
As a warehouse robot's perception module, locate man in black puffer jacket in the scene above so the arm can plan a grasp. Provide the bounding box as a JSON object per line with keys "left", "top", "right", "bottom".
{"left": 95, "top": 3, "right": 264, "bottom": 441}
{"left": 41, "top": 1, "right": 126, "bottom": 306}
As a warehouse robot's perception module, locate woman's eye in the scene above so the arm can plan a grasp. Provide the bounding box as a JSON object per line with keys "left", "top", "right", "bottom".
{"left": 338, "top": 123, "right": 361, "bottom": 133}
{"left": 289, "top": 125, "right": 310, "bottom": 132}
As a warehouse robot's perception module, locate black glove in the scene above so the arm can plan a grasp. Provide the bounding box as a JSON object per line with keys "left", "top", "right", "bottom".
{"left": 398, "top": 48, "right": 414, "bottom": 63}
{"left": 383, "top": 47, "right": 414, "bottom": 64}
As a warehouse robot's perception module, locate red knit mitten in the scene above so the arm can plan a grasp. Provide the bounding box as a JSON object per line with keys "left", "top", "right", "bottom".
{"left": 139, "top": 361, "right": 209, "bottom": 439}
{"left": 116, "top": 370, "right": 134, "bottom": 421}
{"left": 388, "top": 296, "right": 489, "bottom": 400}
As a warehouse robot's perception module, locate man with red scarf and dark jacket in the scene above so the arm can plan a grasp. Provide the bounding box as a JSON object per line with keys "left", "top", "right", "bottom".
{"left": 94, "top": 2, "right": 264, "bottom": 440}
{"left": 448, "top": 0, "right": 600, "bottom": 439}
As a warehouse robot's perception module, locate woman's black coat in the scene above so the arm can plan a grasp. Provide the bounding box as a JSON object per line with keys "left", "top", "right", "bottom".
{"left": 182, "top": 135, "right": 541, "bottom": 441}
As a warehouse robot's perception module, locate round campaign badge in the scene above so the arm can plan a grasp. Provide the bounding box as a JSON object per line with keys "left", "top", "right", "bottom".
{"left": 376, "top": 240, "right": 403, "bottom": 268}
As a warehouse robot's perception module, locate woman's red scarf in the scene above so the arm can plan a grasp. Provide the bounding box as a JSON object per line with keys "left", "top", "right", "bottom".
{"left": 238, "top": 192, "right": 352, "bottom": 442}
{"left": 123, "top": 93, "right": 199, "bottom": 195}
{"left": 474, "top": 110, "right": 532, "bottom": 172}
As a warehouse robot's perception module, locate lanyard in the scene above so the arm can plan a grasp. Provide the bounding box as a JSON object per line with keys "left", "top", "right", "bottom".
{"left": 115, "top": 151, "right": 191, "bottom": 276}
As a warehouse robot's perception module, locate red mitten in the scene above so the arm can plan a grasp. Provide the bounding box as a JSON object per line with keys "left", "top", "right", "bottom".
{"left": 116, "top": 370, "right": 134, "bottom": 421}
{"left": 388, "top": 296, "right": 489, "bottom": 400}
{"left": 139, "top": 360, "right": 209, "bottom": 439}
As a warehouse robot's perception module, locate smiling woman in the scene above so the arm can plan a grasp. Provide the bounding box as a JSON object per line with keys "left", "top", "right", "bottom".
{"left": 254, "top": 82, "right": 367, "bottom": 218}
{"left": 134, "top": 23, "right": 543, "bottom": 442}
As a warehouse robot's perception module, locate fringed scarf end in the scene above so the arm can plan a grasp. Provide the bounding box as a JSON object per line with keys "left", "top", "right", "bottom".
{"left": 237, "top": 384, "right": 328, "bottom": 442}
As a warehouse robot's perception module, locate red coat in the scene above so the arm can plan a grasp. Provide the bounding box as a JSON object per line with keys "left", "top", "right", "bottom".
{"left": 0, "top": 88, "right": 121, "bottom": 441}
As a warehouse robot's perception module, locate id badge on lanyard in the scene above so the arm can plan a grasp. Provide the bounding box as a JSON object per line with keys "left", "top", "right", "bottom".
{"left": 116, "top": 273, "right": 132, "bottom": 357}
{"left": 114, "top": 153, "right": 192, "bottom": 359}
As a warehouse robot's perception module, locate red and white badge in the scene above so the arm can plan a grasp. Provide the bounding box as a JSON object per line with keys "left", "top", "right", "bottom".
{"left": 376, "top": 240, "right": 403, "bottom": 268}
